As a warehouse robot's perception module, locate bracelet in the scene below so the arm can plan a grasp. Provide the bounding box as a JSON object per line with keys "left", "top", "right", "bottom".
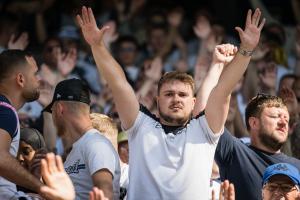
{"left": 238, "top": 48, "right": 254, "bottom": 57}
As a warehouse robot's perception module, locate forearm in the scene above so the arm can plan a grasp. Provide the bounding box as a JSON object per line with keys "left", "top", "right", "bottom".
{"left": 193, "top": 62, "right": 224, "bottom": 115}
{"left": 35, "top": 13, "right": 47, "bottom": 44}
{"left": 217, "top": 52, "right": 251, "bottom": 97}
{"left": 91, "top": 45, "right": 128, "bottom": 88}
{"left": 0, "top": 152, "right": 43, "bottom": 192}
{"left": 43, "top": 112, "right": 57, "bottom": 152}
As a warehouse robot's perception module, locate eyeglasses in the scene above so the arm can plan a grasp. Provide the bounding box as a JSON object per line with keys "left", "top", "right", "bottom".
{"left": 264, "top": 182, "right": 299, "bottom": 193}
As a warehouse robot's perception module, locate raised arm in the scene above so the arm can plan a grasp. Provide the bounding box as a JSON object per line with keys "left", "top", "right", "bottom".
{"left": 193, "top": 44, "right": 237, "bottom": 116}
{"left": 205, "top": 8, "right": 265, "bottom": 133}
{"left": 77, "top": 7, "right": 139, "bottom": 130}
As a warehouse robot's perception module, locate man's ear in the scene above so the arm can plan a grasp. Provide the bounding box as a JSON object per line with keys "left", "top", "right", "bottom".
{"left": 16, "top": 73, "right": 25, "bottom": 88}
{"left": 249, "top": 116, "right": 259, "bottom": 130}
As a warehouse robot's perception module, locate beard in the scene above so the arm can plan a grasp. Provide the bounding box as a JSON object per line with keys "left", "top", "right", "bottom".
{"left": 22, "top": 88, "right": 40, "bottom": 102}
{"left": 258, "top": 127, "right": 286, "bottom": 152}
{"left": 158, "top": 106, "right": 190, "bottom": 125}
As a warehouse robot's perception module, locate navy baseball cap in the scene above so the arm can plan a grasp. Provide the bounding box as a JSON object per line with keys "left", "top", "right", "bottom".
{"left": 43, "top": 78, "right": 90, "bottom": 113}
{"left": 262, "top": 163, "right": 300, "bottom": 186}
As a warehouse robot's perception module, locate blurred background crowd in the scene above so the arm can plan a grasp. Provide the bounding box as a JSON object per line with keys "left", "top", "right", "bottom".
{"left": 1, "top": 0, "right": 300, "bottom": 198}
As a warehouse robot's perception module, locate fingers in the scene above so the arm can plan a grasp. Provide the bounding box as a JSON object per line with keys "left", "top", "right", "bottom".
{"left": 88, "top": 7, "right": 97, "bottom": 25}
{"left": 252, "top": 8, "right": 261, "bottom": 26}
{"left": 234, "top": 27, "right": 243, "bottom": 39}
{"left": 55, "top": 155, "right": 64, "bottom": 172}
{"left": 229, "top": 183, "right": 235, "bottom": 200}
{"left": 82, "top": 6, "right": 89, "bottom": 24}
{"left": 258, "top": 18, "right": 266, "bottom": 31}
{"left": 41, "top": 158, "right": 50, "bottom": 184}
{"left": 46, "top": 153, "right": 58, "bottom": 174}
{"left": 76, "top": 15, "right": 84, "bottom": 27}
{"left": 246, "top": 9, "right": 252, "bottom": 27}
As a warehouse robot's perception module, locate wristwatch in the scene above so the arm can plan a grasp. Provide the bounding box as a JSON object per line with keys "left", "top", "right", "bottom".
{"left": 238, "top": 48, "right": 254, "bottom": 56}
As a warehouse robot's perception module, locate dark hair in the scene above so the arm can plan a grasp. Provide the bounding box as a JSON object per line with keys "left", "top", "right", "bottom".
{"left": 115, "top": 35, "right": 139, "bottom": 49}
{"left": 157, "top": 71, "right": 195, "bottom": 95}
{"left": 20, "top": 128, "right": 46, "bottom": 150}
{"left": 245, "top": 93, "right": 286, "bottom": 130}
{"left": 0, "top": 50, "right": 31, "bottom": 83}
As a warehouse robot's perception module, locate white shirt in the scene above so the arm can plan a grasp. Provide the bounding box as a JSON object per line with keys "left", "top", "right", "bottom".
{"left": 126, "top": 109, "right": 222, "bottom": 200}
{"left": 64, "top": 129, "right": 121, "bottom": 200}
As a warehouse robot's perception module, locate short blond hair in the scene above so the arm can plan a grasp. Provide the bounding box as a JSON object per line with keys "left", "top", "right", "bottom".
{"left": 90, "top": 113, "right": 118, "bottom": 150}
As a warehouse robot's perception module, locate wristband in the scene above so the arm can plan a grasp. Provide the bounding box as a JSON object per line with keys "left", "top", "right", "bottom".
{"left": 238, "top": 48, "right": 254, "bottom": 56}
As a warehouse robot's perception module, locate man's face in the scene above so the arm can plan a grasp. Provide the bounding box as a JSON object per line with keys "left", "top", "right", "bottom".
{"left": 118, "top": 41, "right": 137, "bottom": 66}
{"left": 262, "top": 175, "right": 299, "bottom": 200}
{"left": 157, "top": 80, "right": 195, "bottom": 126}
{"left": 43, "top": 39, "right": 61, "bottom": 68}
{"left": 118, "top": 141, "right": 129, "bottom": 164}
{"left": 149, "top": 28, "right": 167, "bottom": 53}
{"left": 21, "top": 56, "right": 40, "bottom": 102}
{"left": 257, "top": 106, "right": 289, "bottom": 151}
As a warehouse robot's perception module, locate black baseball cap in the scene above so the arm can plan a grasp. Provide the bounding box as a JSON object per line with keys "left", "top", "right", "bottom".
{"left": 43, "top": 78, "right": 91, "bottom": 113}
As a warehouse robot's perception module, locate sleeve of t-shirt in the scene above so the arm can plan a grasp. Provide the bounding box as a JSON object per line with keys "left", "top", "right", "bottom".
{"left": 0, "top": 105, "right": 18, "bottom": 138}
{"left": 214, "top": 129, "right": 235, "bottom": 167}
{"left": 125, "top": 104, "right": 152, "bottom": 140}
{"left": 84, "top": 138, "right": 118, "bottom": 178}
{"left": 198, "top": 115, "right": 223, "bottom": 145}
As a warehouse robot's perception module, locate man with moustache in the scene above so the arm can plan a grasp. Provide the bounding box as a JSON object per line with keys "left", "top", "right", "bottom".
{"left": 215, "top": 94, "right": 300, "bottom": 200}
{"left": 0, "top": 50, "right": 44, "bottom": 199}
{"left": 77, "top": 6, "right": 265, "bottom": 199}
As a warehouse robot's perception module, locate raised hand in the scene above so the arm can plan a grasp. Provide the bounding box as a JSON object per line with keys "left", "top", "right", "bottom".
{"left": 144, "top": 57, "right": 163, "bottom": 82}
{"left": 213, "top": 44, "right": 238, "bottom": 65}
{"left": 89, "top": 187, "right": 109, "bottom": 200}
{"left": 57, "top": 48, "right": 77, "bottom": 77}
{"left": 28, "top": 148, "right": 47, "bottom": 179}
{"left": 8, "top": 32, "right": 29, "bottom": 50}
{"left": 235, "top": 8, "right": 265, "bottom": 51}
{"left": 213, "top": 180, "right": 235, "bottom": 200}
{"left": 77, "top": 6, "right": 109, "bottom": 47}
{"left": 40, "top": 153, "right": 75, "bottom": 200}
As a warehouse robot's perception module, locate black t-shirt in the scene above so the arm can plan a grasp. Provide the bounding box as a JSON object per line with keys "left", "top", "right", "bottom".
{"left": 0, "top": 95, "right": 18, "bottom": 138}
{"left": 215, "top": 129, "right": 300, "bottom": 200}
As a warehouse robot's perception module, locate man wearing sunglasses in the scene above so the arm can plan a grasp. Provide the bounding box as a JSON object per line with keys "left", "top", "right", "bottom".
{"left": 262, "top": 163, "right": 300, "bottom": 200}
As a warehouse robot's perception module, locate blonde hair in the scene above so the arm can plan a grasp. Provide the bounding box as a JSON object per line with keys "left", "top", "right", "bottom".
{"left": 90, "top": 113, "right": 118, "bottom": 150}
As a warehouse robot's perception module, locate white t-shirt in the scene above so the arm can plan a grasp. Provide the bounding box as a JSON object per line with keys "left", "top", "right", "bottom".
{"left": 126, "top": 107, "right": 222, "bottom": 200}
{"left": 64, "top": 129, "right": 121, "bottom": 200}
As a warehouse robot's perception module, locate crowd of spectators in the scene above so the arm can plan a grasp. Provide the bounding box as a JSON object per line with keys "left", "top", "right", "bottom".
{"left": 1, "top": 0, "right": 300, "bottom": 199}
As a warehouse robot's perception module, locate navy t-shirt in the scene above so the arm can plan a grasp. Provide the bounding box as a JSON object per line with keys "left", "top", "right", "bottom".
{"left": 0, "top": 95, "right": 18, "bottom": 138}
{"left": 215, "top": 129, "right": 300, "bottom": 200}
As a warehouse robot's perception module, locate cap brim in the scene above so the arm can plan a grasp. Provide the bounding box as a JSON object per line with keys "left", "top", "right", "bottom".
{"left": 42, "top": 101, "right": 54, "bottom": 113}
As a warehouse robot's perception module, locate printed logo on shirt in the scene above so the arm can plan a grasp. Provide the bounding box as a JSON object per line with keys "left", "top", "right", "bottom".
{"left": 65, "top": 159, "right": 86, "bottom": 174}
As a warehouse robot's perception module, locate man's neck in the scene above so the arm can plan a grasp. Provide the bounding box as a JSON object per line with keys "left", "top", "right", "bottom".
{"left": 250, "top": 141, "right": 281, "bottom": 154}
{"left": 0, "top": 89, "right": 24, "bottom": 110}
{"left": 63, "top": 117, "right": 93, "bottom": 147}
